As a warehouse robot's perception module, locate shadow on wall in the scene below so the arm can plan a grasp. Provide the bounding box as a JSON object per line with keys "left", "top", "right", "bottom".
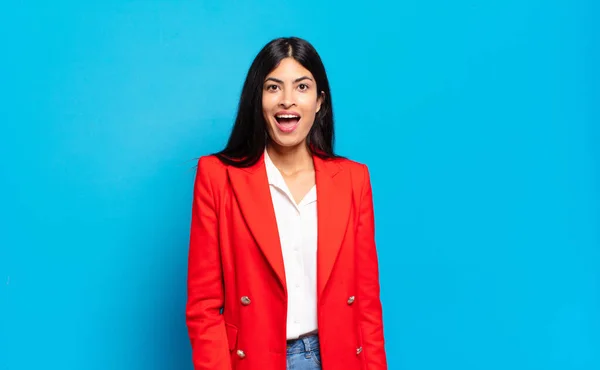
{"left": 141, "top": 210, "right": 193, "bottom": 369}
{"left": 128, "top": 117, "right": 230, "bottom": 370}
{"left": 150, "top": 175, "right": 196, "bottom": 370}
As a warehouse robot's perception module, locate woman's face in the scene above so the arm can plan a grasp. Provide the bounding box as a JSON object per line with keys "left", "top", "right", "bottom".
{"left": 262, "top": 57, "right": 322, "bottom": 150}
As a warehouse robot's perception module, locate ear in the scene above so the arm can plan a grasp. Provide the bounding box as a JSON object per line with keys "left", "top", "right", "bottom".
{"left": 316, "top": 91, "right": 325, "bottom": 113}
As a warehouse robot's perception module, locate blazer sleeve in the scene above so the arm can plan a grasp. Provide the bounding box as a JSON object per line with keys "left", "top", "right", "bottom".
{"left": 186, "top": 157, "right": 231, "bottom": 370}
{"left": 356, "top": 164, "right": 388, "bottom": 369}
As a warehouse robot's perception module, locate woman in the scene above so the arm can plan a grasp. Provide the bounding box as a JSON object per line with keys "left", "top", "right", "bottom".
{"left": 186, "top": 37, "right": 387, "bottom": 370}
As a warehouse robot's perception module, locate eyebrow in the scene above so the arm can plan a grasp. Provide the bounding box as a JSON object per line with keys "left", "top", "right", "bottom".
{"left": 264, "top": 76, "right": 314, "bottom": 84}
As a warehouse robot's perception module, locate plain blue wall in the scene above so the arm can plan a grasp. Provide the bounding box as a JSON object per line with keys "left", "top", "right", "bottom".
{"left": 1, "top": 1, "right": 598, "bottom": 369}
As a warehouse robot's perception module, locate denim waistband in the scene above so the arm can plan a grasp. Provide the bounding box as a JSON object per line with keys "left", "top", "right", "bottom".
{"left": 286, "top": 334, "right": 320, "bottom": 354}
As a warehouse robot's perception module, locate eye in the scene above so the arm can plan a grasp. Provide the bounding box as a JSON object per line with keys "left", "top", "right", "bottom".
{"left": 298, "top": 83, "right": 309, "bottom": 91}
{"left": 266, "top": 84, "right": 280, "bottom": 92}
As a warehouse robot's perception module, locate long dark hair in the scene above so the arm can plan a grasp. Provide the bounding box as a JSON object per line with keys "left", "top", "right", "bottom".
{"left": 214, "top": 37, "right": 342, "bottom": 167}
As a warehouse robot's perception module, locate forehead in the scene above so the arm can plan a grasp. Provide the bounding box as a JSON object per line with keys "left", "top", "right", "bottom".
{"left": 266, "top": 58, "right": 314, "bottom": 79}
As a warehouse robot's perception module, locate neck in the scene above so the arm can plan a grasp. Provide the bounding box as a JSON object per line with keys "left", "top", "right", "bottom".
{"left": 266, "top": 141, "right": 314, "bottom": 175}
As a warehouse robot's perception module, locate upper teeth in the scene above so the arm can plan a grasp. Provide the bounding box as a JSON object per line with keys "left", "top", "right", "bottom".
{"left": 276, "top": 114, "right": 299, "bottom": 118}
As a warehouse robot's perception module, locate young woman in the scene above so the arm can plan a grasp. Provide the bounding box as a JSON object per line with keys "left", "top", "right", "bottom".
{"left": 186, "top": 37, "right": 387, "bottom": 370}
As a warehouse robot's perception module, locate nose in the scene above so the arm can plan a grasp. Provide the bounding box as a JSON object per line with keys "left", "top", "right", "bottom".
{"left": 278, "top": 89, "right": 295, "bottom": 108}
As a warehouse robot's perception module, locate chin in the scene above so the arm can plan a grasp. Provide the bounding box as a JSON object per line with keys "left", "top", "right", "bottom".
{"left": 269, "top": 133, "right": 307, "bottom": 149}
{"left": 271, "top": 138, "right": 304, "bottom": 148}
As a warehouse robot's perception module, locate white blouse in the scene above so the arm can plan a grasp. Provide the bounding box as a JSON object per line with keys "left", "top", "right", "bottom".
{"left": 264, "top": 149, "right": 318, "bottom": 340}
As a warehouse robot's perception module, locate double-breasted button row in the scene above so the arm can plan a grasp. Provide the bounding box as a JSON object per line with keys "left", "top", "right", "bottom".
{"left": 237, "top": 295, "right": 358, "bottom": 358}
{"left": 237, "top": 296, "right": 250, "bottom": 359}
{"left": 237, "top": 345, "right": 360, "bottom": 358}
{"left": 243, "top": 294, "right": 353, "bottom": 305}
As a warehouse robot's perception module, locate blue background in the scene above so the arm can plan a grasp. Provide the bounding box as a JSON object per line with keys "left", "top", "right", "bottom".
{"left": 1, "top": 1, "right": 598, "bottom": 369}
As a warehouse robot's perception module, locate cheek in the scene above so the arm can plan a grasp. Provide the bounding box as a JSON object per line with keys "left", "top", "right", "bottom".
{"left": 298, "top": 95, "right": 319, "bottom": 112}
{"left": 301, "top": 103, "right": 320, "bottom": 122}
{"left": 262, "top": 95, "right": 277, "bottom": 113}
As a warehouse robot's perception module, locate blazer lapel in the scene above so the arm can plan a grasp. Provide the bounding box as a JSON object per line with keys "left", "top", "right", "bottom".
{"left": 226, "top": 153, "right": 352, "bottom": 301}
{"left": 314, "top": 156, "right": 352, "bottom": 300}
{"left": 227, "top": 155, "right": 287, "bottom": 293}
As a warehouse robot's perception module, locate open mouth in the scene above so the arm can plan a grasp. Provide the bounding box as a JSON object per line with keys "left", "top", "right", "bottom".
{"left": 274, "top": 114, "right": 301, "bottom": 133}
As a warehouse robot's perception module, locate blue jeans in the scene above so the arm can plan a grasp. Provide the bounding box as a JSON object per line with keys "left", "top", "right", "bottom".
{"left": 286, "top": 334, "right": 322, "bottom": 370}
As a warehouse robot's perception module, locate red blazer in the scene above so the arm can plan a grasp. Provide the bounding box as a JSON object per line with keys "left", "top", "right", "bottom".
{"left": 186, "top": 152, "right": 387, "bottom": 370}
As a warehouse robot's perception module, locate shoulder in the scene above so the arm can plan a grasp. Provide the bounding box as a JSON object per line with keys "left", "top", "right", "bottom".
{"left": 331, "top": 157, "right": 376, "bottom": 204}
{"left": 335, "top": 157, "right": 368, "bottom": 171}
{"left": 197, "top": 154, "right": 226, "bottom": 171}
{"left": 328, "top": 156, "right": 372, "bottom": 189}
{"left": 195, "top": 154, "right": 228, "bottom": 186}
{"left": 330, "top": 156, "right": 370, "bottom": 177}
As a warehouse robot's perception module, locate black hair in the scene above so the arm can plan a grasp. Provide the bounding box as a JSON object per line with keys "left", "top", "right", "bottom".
{"left": 214, "top": 37, "right": 342, "bottom": 167}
